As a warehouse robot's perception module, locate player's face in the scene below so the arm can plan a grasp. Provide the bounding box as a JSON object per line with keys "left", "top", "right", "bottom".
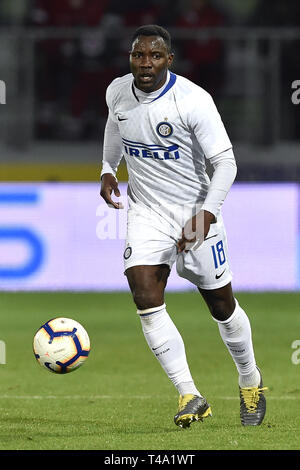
{"left": 130, "top": 35, "right": 174, "bottom": 93}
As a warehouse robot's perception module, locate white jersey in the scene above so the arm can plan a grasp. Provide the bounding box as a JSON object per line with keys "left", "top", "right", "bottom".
{"left": 105, "top": 71, "right": 232, "bottom": 220}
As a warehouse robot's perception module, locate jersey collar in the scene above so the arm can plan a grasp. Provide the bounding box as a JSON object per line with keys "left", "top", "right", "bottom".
{"left": 132, "top": 71, "right": 177, "bottom": 103}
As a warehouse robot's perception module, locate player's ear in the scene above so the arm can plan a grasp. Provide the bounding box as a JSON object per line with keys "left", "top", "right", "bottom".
{"left": 168, "top": 52, "right": 174, "bottom": 67}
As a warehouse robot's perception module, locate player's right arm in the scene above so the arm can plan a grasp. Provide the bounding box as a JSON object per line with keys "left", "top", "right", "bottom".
{"left": 100, "top": 173, "right": 123, "bottom": 209}
{"left": 100, "top": 83, "right": 124, "bottom": 209}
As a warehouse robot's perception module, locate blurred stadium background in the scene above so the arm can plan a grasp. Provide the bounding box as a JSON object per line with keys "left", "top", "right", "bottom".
{"left": 1, "top": 2, "right": 300, "bottom": 451}
{"left": 0, "top": 0, "right": 299, "bottom": 292}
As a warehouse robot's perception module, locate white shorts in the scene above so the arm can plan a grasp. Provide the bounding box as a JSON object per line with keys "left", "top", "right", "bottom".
{"left": 123, "top": 203, "right": 232, "bottom": 290}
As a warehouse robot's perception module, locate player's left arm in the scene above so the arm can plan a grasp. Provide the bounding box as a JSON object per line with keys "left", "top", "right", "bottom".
{"left": 177, "top": 91, "right": 237, "bottom": 252}
{"left": 201, "top": 147, "right": 237, "bottom": 219}
{"left": 177, "top": 148, "right": 237, "bottom": 252}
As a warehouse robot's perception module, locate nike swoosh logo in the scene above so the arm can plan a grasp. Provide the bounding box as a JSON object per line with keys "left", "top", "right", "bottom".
{"left": 204, "top": 234, "right": 218, "bottom": 241}
{"left": 152, "top": 341, "right": 167, "bottom": 351}
{"left": 118, "top": 116, "right": 128, "bottom": 121}
{"left": 215, "top": 269, "right": 226, "bottom": 279}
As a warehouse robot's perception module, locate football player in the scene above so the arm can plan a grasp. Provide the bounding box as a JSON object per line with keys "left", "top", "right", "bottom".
{"left": 100, "top": 24, "right": 267, "bottom": 428}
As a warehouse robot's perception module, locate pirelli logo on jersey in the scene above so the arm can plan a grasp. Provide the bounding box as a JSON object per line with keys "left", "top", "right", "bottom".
{"left": 122, "top": 138, "right": 180, "bottom": 161}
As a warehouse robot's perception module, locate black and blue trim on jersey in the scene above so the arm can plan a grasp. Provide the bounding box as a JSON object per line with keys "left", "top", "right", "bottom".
{"left": 132, "top": 72, "right": 177, "bottom": 102}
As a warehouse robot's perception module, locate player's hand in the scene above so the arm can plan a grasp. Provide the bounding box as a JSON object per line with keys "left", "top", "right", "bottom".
{"left": 100, "top": 173, "right": 124, "bottom": 209}
{"left": 177, "top": 210, "right": 215, "bottom": 253}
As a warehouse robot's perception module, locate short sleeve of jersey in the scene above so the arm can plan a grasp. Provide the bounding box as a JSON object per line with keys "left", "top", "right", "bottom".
{"left": 186, "top": 89, "right": 232, "bottom": 159}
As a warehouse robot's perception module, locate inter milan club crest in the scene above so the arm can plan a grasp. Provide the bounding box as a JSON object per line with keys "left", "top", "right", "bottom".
{"left": 123, "top": 246, "right": 132, "bottom": 260}
{"left": 156, "top": 121, "right": 173, "bottom": 138}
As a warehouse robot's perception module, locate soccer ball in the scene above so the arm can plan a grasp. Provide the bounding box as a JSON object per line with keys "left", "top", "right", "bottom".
{"left": 33, "top": 317, "right": 90, "bottom": 374}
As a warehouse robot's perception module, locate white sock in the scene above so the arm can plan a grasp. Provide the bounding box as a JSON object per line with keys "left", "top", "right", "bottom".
{"left": 214, "top": 299, "right": 260, "bottom": 388}
{"left": 138, "top": 304, "right": 201, "bottom": 397}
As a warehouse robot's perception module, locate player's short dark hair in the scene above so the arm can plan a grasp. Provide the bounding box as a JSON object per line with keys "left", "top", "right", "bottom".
{"left": 131, "top": 25, "right": 172, "bottom": 53}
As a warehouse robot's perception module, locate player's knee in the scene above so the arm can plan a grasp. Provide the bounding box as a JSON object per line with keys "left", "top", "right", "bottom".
{"left": 209, "top": 298, "right": 235, "bottom": 322}
{"left": 199, "top": 285, "right": 235, "bottom": 321}
{"left": 132, "top": 288, "right": 163, "bottom": 311}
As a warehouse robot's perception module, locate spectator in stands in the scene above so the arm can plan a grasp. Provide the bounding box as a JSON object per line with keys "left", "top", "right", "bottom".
{"left": 174, "top": 0, "right": 227, "bottom": 96}
{"left": 30, "top": 0, "right": 111, "bottom": 139}
{"left": 0, "top": 0, "right": 31, "bottom": 25}
{"left": 105, "top": 0, "right": 162, "bottom": 27}
{"left": 248, "top": 0, "right": 300, "bottom": 140}
{"left": 248, "top": 0, "right": 300, "bottom": 26}
{"left": 31, "top": 0, "right": 109, "bottom": 26}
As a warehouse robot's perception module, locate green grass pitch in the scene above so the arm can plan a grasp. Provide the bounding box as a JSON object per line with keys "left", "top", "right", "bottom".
{"left": 0, "top": 291, "right": 299, "bottom": 450}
